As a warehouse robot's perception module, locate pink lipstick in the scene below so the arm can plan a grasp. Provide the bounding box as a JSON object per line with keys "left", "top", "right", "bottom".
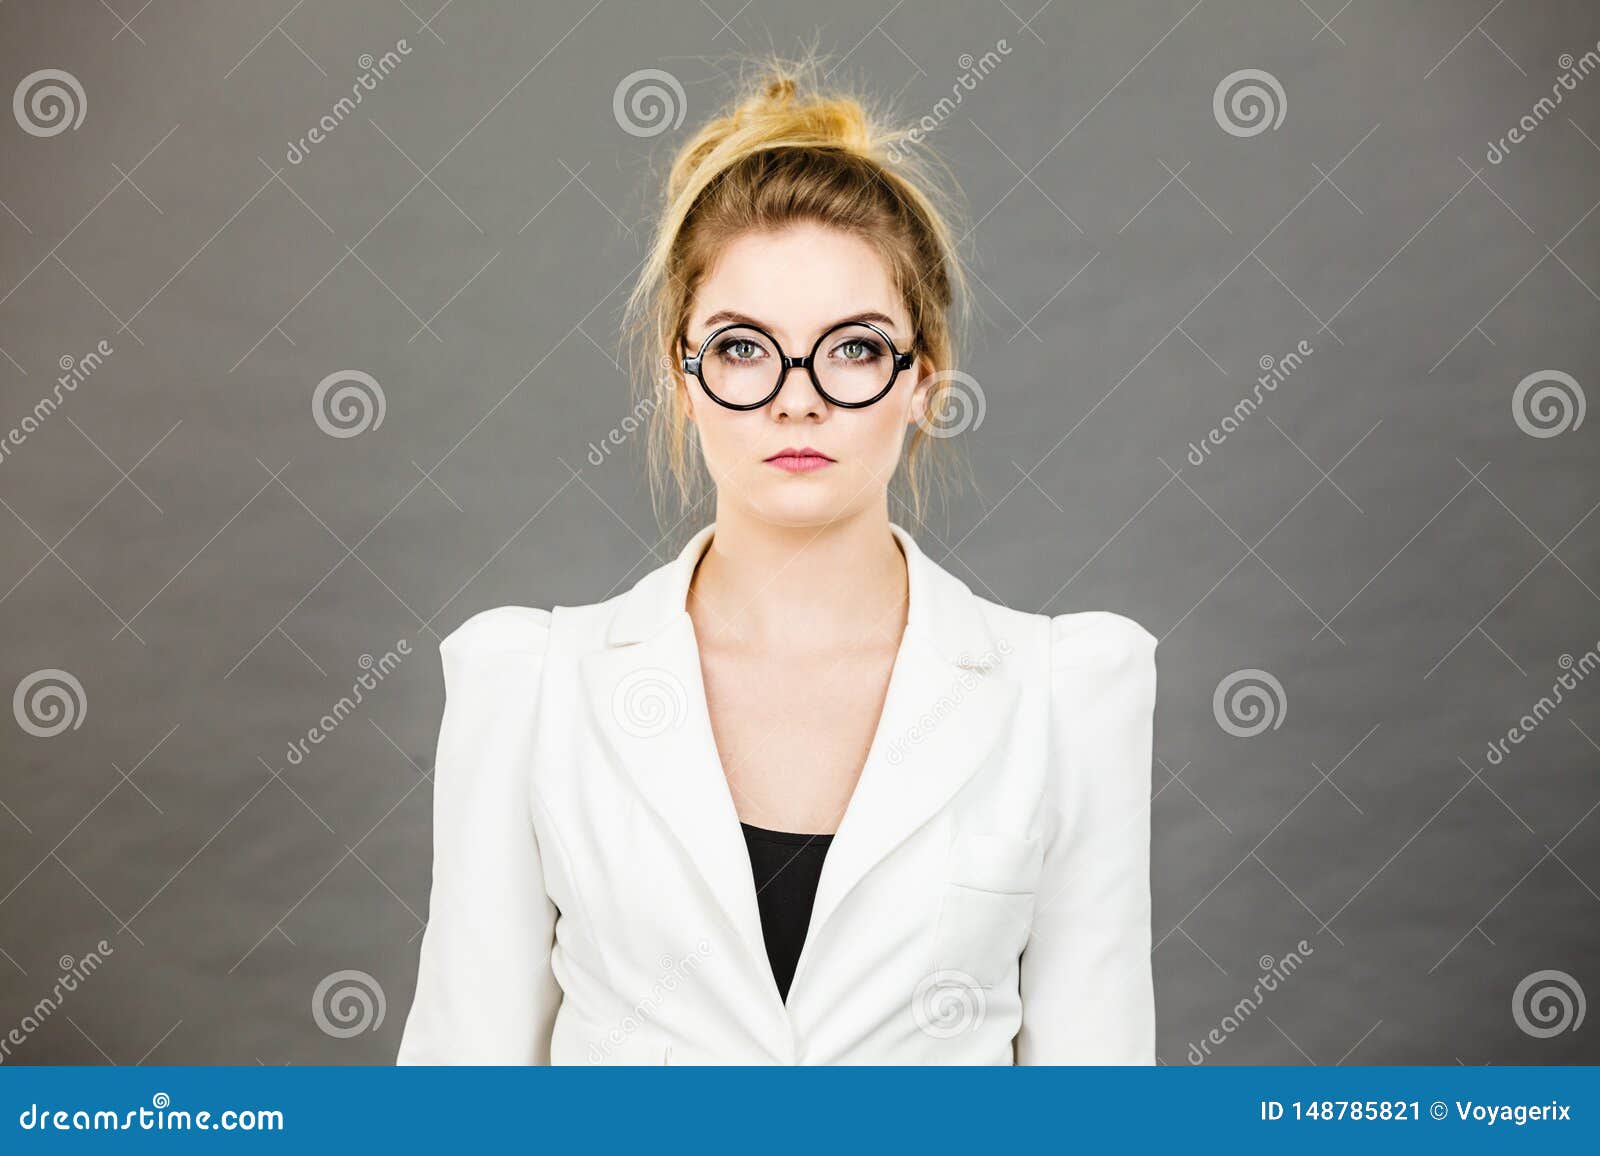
{"left": 764, "top": 447, "right": 835, "bottom": 473}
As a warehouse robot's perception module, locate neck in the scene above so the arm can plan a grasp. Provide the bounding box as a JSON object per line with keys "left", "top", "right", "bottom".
{"left": 687, "top": 507, "right": 909, "bottom": 654}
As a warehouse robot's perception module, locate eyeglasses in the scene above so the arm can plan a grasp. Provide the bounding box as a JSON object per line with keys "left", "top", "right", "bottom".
{"left": 680, "top": 319, "right": 916, "bottom": 410}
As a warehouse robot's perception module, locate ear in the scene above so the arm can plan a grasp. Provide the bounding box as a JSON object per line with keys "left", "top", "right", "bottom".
{"left": 662, "top": 345, "right": 696, "bottom": 423}
{"left": 906, "top": 357, "right": 933, "bottom": 431}
{"left": 679, "top": 368, "right": 700, "bottom": 426}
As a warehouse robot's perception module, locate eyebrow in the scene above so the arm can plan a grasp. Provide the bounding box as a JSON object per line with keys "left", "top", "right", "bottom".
{"left": 696, "top": 309, "right": 902, "bottom": 337}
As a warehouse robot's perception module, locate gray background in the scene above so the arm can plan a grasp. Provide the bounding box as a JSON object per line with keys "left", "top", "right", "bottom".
{"left": 1, "top": 0, "right": 1596, "bottom": 1065}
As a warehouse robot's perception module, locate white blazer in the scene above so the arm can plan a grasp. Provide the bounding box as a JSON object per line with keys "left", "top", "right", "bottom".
{"left": 396, "top": 521, "right": 1157, "bottom": 1065}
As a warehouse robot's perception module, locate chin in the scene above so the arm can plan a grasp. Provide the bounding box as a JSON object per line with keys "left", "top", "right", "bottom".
{"left": 743, "top": 487, "right": 849, "bottom": 528}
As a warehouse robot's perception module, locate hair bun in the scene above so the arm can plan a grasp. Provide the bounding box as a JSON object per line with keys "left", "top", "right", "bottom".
{"left": 729, "top": 65, "right": 875, "bottom": 155}
{"left": 761, "top": 75, "right": 796, "bottom": 105}
{"left": 663, "top": 61, "right": 880, "bottom": 204}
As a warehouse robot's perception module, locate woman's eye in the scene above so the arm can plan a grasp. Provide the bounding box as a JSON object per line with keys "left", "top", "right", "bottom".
{"left": 717, "top": 339, "right": 764, "bottom": 362}
{"left": 833, "top": 339, "right": 882, "bottom": 362}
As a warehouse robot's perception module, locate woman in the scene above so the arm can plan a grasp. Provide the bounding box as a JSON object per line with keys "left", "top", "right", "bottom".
{"left": 396, "top": 60, "right": 1157, "bottom": 1065}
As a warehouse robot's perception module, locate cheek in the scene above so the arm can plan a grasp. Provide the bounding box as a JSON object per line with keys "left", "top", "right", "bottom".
{"left": 862, "top": 406, "right": 913, "bottom": 453}
{"left": 820, "top": 413, "right": 909, "bottom": 474}
{"left": 692, "top": 407, "right": 753, "bottom": 466}
{"left": 870, "top": 408, "right": 908, "bottom": 448}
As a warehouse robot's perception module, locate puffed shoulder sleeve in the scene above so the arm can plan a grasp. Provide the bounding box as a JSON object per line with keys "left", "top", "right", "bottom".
{"left": 396, "top": 606, "right": 561, "bottom": 1064}
{"left": 1015, "top": 611, "right": 1157, "bottom": 1065}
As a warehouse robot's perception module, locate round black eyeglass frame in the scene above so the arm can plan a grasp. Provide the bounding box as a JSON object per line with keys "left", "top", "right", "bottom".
{"left": 681, "top": 319, "right": 916, "bottom": 411}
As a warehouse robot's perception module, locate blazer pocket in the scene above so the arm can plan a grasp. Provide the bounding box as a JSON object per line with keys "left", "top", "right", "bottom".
{"left": 947, "top": 831, "right": 1043, "bottom": 893}
{"left": 930, "top": 831, "right": 1043, "bottom": 989}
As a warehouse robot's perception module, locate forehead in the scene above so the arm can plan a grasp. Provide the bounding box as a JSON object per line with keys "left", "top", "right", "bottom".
{"left": 691, "top": 223, "right": 905, "bottom": 339}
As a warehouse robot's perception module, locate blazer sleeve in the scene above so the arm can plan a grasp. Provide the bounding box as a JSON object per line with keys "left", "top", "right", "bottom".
{"left": 396, "top": 606, "right": 561, "bottom": 1064}
{"left": 1015, "top": 611, "right": 1158, "bottom": 1065}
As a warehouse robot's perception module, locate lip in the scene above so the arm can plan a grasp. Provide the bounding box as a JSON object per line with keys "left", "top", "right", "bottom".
{"left": 764, "top": 447, "right": 835, "bottom": 473}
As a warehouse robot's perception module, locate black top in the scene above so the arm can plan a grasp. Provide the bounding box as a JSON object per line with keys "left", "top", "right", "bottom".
{"left": 739, "top": 821, "right": 834, "bottom": 1004}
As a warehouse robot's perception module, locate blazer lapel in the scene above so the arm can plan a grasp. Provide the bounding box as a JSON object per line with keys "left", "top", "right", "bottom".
{"left": 576, "top": 521, "right": 1022, "bottom": 993}
{"left": 800, "top": 525, "right": 1021, "bottom": 961}
{"left": 577, "top": 525, "right": 768, "bottom": 964}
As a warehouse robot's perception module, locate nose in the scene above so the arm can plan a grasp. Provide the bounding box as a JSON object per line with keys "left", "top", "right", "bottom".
{"left": 769, "top": 358, "right": 826, "bottom": 419}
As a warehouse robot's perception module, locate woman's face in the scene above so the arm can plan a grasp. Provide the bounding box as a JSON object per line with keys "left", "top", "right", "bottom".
{"left": 680, "top": 221, "right": 930, "bottom": 528}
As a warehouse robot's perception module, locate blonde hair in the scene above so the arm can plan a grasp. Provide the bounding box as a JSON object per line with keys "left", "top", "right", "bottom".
{"left": 621, "top": 51, "right": 975, "bottom": 540}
